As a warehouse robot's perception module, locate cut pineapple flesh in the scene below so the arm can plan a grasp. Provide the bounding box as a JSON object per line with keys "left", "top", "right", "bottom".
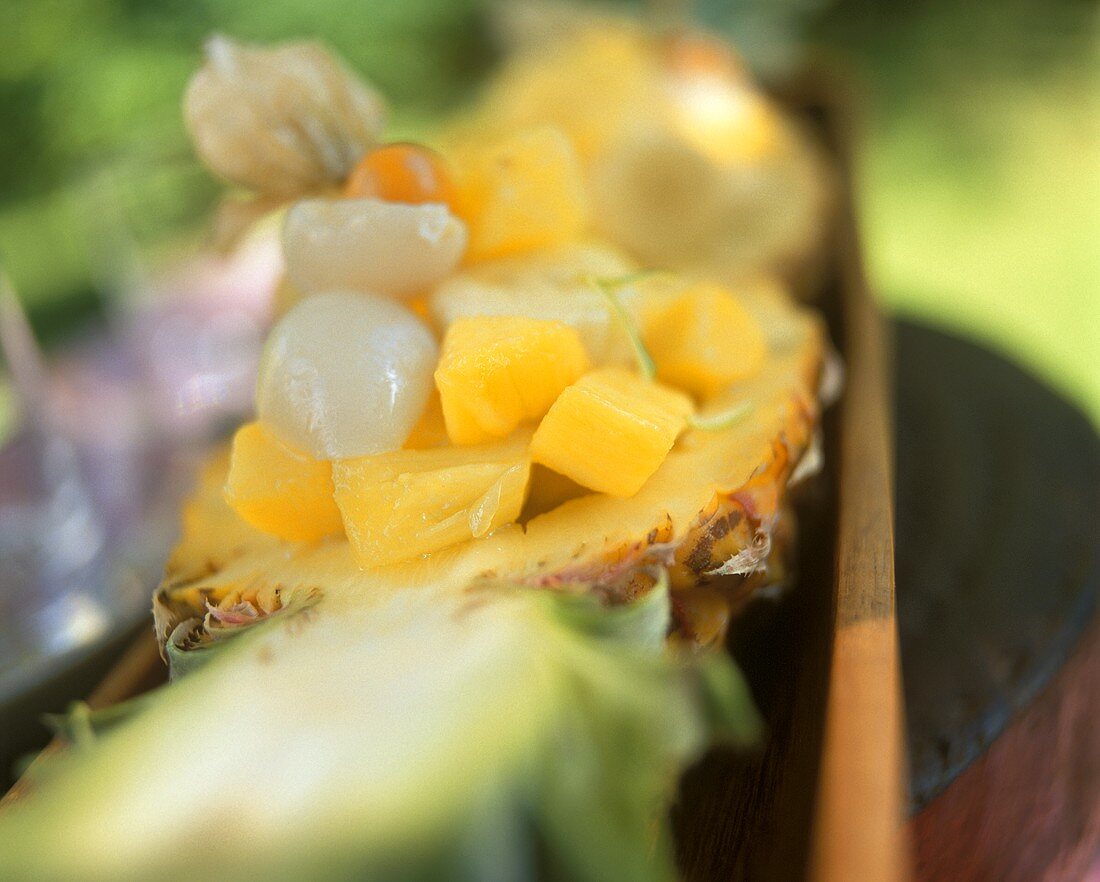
{"left": 165, "top": 306, "right": 820, "bottom": 610}
{"left": 462, "top": 25, "right": 658, "bottom": 163}
{"left": 530, "top": 368, "right": 693, "bottom": 498}
{"left": 435, "top": 315, "right": 589, "bottom": 445}
{"left": 333, "top": 435, "right": 532, "bottom": 567}
{"left": 645, "top": 282, "right": 767, "bottom": 399}
{"left": 451, "top": 127, "right": 587, "bottom": 261}
{"left": 462, "top": 19, "right": 831, "bottom": 288}
{"left": 428, "top": 242, "right": 647, "bottom": 365}
{"left": 223, "top": 421, "right": 344, "bottom": 542}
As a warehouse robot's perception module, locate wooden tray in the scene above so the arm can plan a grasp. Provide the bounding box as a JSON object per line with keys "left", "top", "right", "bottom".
{"left": 800, "top": 74, "right": 908, "bottom": 882}
{"left": 672, "top": 72, "right": 907, "bottom": 881}
{"left": 3, "top": 78, "right": 911, "bottom": 881}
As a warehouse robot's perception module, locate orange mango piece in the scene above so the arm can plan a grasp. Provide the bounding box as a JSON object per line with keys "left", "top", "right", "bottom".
{"left": 224, "top": 422, "right": 343, "bottom": 542}
{"left": 645, "top": 282, "right": 766, "bottom": 399}
{"left": 530, "top": 367, "right": 691, "bottom": 497}
{"left": 452, "top": 128, "right": 587, "bottom": 261}
{"left": 435, "top": 315, "right": 589, "bottom": 445}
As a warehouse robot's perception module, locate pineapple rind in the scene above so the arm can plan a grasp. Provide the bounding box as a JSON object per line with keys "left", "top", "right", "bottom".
{"left": 0, "top": 578, "right": 756, "bottom": 882}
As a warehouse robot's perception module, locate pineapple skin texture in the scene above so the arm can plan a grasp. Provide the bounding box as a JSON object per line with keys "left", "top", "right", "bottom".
{"left": 530, "top": 368, "right": 692, "bottom": 497}
{"left": 436, "top": 315, "right": 589, "bottom": 445}
{"left": 333, "top": 435, "right": 532, "bottom": 567}
{"left": 223, "top": 421, "right": 344, "bottom": 543}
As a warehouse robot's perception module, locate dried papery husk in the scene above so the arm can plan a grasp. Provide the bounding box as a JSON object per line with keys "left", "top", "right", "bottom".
{"left": 209, "top": 192, "right": 288, "bottom": 253}
{"left": 184, "top": 34, "right": 387, "bottom": 198}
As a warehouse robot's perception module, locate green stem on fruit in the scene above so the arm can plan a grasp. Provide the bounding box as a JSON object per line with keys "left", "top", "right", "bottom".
{"left": 688, "top": 401, "right": 753, "bottom": 431}
{"left": 590, "top": 274, "right": 657, "bottom": 380}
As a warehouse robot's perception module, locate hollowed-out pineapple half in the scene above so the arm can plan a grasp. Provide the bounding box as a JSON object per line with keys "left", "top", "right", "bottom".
{"left": 0, "top": 280, "right": 826, "bottom": 882}
{"left": 154, "top": 280, "right": 824, "bottom": 654}
{"left": 0, "top": 26, "right": 832, "bottom": 882}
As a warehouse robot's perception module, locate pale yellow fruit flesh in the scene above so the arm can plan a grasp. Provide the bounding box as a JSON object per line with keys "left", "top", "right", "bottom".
{"left": 159, "top": 288, "right": 822, "bottom": 624}
{"left": 435, "top": 315, "right": 589, "bottom": 445}
{"left": 452, "top": 127, "right": 587, "bottom": 261}
{"left": 645, "top": 282, "right": 767, "bottom": 399}
{"left": 223, "top": 421, "right": 343, "bottom": 542}
{"left": 530, "top": 368, "right": 692, "bottom": 497}
{"left": 332, "top": 435, "right": 532, "bottom": 568}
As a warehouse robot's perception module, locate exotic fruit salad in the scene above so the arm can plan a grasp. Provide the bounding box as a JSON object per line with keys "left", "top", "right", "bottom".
{"left": 0, "top": 15, "right": 833, "bottom": 882}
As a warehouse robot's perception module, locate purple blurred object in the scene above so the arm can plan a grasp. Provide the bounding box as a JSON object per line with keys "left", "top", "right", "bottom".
{"left": 124, "top": 234, "right": 278, "bottom": 437}
{"left": 0, "top": 235, "right": 279, "bottom": 705}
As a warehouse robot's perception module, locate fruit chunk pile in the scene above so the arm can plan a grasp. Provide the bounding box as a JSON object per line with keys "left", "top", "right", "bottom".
{"left": 193, "top": 30, "right": 811, "bottom": 572}
{"left": 0, "top": 21, "right": 831, "bottom": 882}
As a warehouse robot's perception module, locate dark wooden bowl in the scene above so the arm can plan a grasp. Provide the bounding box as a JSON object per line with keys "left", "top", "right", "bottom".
{"left": 896, "top": 320, "right": 1100, "bottom": 881}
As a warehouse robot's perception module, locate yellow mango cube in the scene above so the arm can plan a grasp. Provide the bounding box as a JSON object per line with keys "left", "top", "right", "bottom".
{"left": 435, "top": 316, "right": 589, "bottom": 445}
{"left": 530, "top": 368, "right": 692, "bottom": 497}
{"left": 453, "top": 127, "right": 587, "bottom": 261}
{"left": 645, "top": 282, "right": 766, "bottom": 399}
{"left": 224, "top": 422, "right": 344, "bottom": 542}
{"left": 333, "top": 436, "right": 531, "bottom": 567}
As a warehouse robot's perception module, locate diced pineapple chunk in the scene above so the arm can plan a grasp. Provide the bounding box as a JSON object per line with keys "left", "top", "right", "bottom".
{"left": 333, "top": 436, "right": 531, "bottom": 567}
{"left": 428, "top": 243, "right": 643, "bottom": 365}
{"left": 645, "top": 282, "right": 766, "bottom": 399}
{"left": 530, "top": 368, "right": 692, "bottom": 497}
{"left": 435, "top": 316, "right": 589, "bottom": 445}
{"left": 224, "top": 422, "right": 344, "bottom": 542}
{"left": 452, "top": 128, "right": 587, "bottom": 261}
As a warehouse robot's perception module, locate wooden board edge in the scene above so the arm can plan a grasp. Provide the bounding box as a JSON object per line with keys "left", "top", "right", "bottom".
{"left": 805, "top": 69, "right": 912, "bottom": 882}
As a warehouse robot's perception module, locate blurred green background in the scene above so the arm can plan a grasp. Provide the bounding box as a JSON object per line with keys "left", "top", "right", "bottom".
{"left": 1, "top": 0, "right": 1096, "bottom": 420}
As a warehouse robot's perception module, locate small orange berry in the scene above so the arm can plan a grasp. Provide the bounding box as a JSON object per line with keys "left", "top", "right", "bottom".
{"left": 344, "top": 143, "right": 458, "bottom": 209}
{"left": 663, "top": 31, "right": 746, "bottom": 82}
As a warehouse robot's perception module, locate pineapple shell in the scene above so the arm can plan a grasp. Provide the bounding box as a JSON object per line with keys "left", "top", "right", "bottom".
{"left": 154, "top": 284, "right": 825, "bottom": 649}
{"left": 0, "top": 268, "right": 824, "bottom": 882}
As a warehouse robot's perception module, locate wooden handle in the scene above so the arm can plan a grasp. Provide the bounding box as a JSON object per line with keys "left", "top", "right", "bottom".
{"left": 808, "top": 143, "right": 910, "bottom": 880}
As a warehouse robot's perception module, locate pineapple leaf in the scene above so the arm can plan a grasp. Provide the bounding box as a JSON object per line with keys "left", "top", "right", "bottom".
{"left": 0, "top": 580, "right": 758, "bottom": 882}
{"left": 544, "top": 570, "right": 670, "bottom": 646}
{"left": 42, "top": 694, "right": 158, "bottom": 748}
